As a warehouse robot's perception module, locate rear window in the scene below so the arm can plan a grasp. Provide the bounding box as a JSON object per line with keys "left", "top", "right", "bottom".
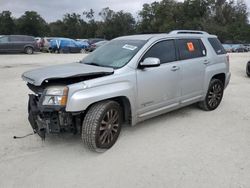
{"left": 208, "top": 38, "right": 226, "bottom": 55}
{"left": 177, "top": 39, "right": 206, "bottom": 60}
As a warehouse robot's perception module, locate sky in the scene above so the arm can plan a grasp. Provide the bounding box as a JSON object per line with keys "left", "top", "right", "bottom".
{"left": 0, "top": 0, "right": 161, "bottom": 22}
{"left": 0, "top": 0, "right": 249, "bottom": 22}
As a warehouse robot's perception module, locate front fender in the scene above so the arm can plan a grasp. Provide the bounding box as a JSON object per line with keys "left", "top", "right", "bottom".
{"left": 66, "top": 81, "right": 135, "bottom": 113}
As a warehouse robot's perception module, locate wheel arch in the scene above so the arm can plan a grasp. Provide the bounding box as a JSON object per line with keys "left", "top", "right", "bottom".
{"left": 84, "top": 96, "right": 132, "bottom": 125}
{"left": 24, "top": 45, "right": 34, "bottom": 50}
{"left": 211, "top": 73, "right": 226, "bottom": 86}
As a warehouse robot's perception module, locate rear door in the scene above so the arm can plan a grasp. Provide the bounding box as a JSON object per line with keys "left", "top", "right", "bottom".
{"left": 176, "top": 38, "right": 207, "bottom": 103}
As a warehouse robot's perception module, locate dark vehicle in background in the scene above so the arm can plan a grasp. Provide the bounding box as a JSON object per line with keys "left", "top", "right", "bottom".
{"left": 49, "top": 38, "right": 89, "bottom": 53}
{"left": 246, "top": 61, "right": 250, "bottom": 77}
{"left": 88, "top": 38, "right": 106, "bottom": 45}
{"left": 232, "top": 44, "right": 248, "bottom": 52}
{"left": 86, "top": 40, "right": 109, "bottom": 52}
{"left": 85, "top": 38, "right": 106, "bottom": 52}
{"left": 0, "top": 35, "right": 39, "bottom": 54}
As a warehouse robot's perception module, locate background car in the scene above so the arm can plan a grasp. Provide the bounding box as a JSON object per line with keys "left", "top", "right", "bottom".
{"left": 85, "top": 38, "right": 106, "bottom": 52}
{"left": 243, "top": 44, "right": 250, "bottom": 51}
{"left": 0, "top": 35, "right": 39, "bottom": 54}
{"left": 232, "top": 44, "right": 248, "bottom": 52}
{"left": 49, "top": 38, "right": 89, "bottom": 53}
{"left": 87, "top": 38, "right": 106, "bottom": 45}
{"left": 86, "top": 40, "right": 109, "bottom": 52}
{"left": 222, "top": 44, "right": 233, "bottom": 53}
{"left": 40, "top": 37, "right": 53, "bottom": 52}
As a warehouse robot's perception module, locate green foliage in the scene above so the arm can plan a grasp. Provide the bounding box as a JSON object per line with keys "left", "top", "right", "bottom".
{"left": 16, "top": 11, "right": 48, "bottom": 36}
{"left": 0, "top": 0, "right": 249, "bottom": 42}
{"left": 0, "top": 11, "right": 15, "bottom": 34}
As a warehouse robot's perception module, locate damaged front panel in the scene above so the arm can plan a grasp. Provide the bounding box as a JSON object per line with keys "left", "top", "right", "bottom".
{"left": 28, "top": 94, "right": 79, "bottom": 139}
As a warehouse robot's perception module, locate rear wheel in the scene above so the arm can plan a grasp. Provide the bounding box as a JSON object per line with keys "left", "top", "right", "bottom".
{"left": 82, "top": 101, "right": 122, "bottom": 152}
{"left": 25, "top": 47, "right": 34, "bottom": 54}
{"left": 199, "top": 79, "right": 224, "bottom": 111}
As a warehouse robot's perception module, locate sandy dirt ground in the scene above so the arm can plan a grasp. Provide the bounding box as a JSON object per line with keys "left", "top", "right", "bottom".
{"left": 0, "top": 52, "right": 250, "bottom": 188}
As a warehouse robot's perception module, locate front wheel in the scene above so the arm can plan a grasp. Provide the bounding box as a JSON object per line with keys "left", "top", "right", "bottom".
{"left": 25, "top": 47, "right": 34, "bottom": 54}
{"left": 82, "top": 101, "right": 122, "bottom": 152}
{"left": 199, "top": 79, "right": 224, "bottom": 111}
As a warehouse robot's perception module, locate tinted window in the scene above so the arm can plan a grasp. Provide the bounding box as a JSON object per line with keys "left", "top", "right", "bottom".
{"left": 24, "top": 36, "right": 35, "bottom": 41}
{"left": 208, "top": 38, "right": 226, "bottom": 55}
{"left": 10, "top": 36, "right": 23, "bottom": 42}
{"left": 0, "top": 36, "right": 9, "bottom": 43}
{"left": 177, "top": 39, "right": 206, "bottom": 60}
{"left": 143, "top": 40, "right": 177, "bottom": 64}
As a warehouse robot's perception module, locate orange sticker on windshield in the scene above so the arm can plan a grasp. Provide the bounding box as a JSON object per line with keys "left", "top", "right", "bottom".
{"left": 187, "top": 42, "right": 195, "bottom": 52}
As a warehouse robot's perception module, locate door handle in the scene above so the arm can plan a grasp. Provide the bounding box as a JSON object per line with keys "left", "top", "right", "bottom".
{"left": 171, "top": 66, "right": 180, "bottom": 71}
{"left": 204, "top": 60, "right": 210, "bottom": 64}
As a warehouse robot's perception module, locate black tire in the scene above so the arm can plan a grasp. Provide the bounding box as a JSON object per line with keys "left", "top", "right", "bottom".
{"left": 199, "top": 79, "right": 224, "bottom": 111}
{"left": 25, "top": 47, "right": 34, "bottom": 54}
{"left": 82, "top": 100, "right": 122, "bottom": 152}
{"left": 246, "top": 62, "right": 250, "bottom": 77}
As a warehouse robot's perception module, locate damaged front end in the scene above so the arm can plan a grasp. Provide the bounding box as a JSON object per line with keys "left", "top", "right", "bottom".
{"left": 22, "top": 62, "right": 114, "bottom": 139}
{"left": 28, "top": 88, "right": 81, "bottom": 140}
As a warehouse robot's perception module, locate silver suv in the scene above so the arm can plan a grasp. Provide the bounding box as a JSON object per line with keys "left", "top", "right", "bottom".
{"left": 22, "top": 30, "right": 231, "bottom": 152}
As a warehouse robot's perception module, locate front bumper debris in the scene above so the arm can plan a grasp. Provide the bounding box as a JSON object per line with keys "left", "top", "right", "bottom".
{"left": 28, "top": 94, "right": 74, "bottom": 139}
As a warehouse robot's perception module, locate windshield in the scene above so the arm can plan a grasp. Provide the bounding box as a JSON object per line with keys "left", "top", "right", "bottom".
{"left": 81, "top": 39, "right": 147, "bottom": 68}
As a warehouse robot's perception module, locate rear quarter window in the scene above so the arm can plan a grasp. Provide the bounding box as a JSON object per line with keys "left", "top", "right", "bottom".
{"left": 24, "top": 36, "right": 35, "bottom": 42}
{"left": 177, "top": 39, "right": 206, "bottom": 60}
{"left": 208, "top": 38, "right": 226, "bottom": 55}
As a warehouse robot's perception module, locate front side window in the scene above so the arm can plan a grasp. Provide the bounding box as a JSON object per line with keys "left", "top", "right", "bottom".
{"left": 177, "top": 39, "right": 206, "bottom": 60}
{"left": 81, "top": 39, "right": 146, "bottom": 69}
{"left": 142, "top": 40, "right": 177, "bottom": 64}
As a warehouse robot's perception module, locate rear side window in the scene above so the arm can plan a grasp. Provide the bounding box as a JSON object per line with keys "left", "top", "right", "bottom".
{"left": 10, "top": 36, "right": 23, "bottom": 42}
{"left": 208, "top": 38, "right": 226, "bottom": 55}
{"left": 24, "top": 36, "right": 35, "bottom": 42}
{"left": 143, "top": 40, "right": 177, "bottom": 64}
{"left": 177, "top": 39, "right": 206, "bottom": 60}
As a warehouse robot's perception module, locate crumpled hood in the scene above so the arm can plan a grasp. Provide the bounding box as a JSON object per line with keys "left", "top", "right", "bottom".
{"left": 22, "top": 62, "right": 114, "bottom": 86}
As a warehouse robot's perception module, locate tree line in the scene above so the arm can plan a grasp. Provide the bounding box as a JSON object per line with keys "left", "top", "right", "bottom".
{"left": 0, "top": 0, "right": 249, "bottom": 43}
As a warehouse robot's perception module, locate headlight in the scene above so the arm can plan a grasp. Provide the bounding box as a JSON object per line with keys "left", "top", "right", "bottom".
{"left": 42, "top": 86, "right": 68, "bottom": 106}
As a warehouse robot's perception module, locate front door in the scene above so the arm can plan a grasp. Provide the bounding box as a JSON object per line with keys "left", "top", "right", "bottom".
{"left": 136, "top": 39, "right": 181, "bottom": 117}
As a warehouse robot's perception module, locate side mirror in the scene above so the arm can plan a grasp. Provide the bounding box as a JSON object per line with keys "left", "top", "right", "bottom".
{"left": 140, "top": 57, "right": 160, "bottom": 68}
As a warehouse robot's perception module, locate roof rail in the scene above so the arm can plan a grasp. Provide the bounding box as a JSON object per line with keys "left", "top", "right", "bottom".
{"left": 169, "top": 30, "right": 209, "bottom": 35}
